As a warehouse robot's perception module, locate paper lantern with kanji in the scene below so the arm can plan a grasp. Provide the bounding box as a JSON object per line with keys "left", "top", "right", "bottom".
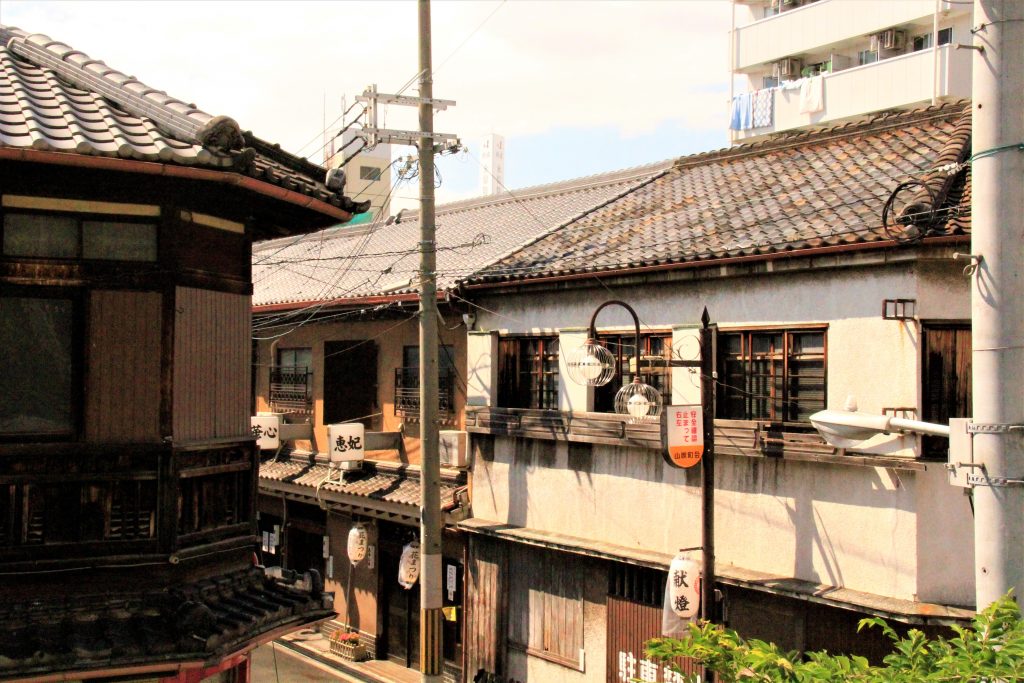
{"left": 667, "top": 553, "right": 701, "bottom": 619}
{"left": 398, "top": 540, "right": 420, "bottom": 589}
{"left": 347, "top": 523, "right": 368, "bottom": 565}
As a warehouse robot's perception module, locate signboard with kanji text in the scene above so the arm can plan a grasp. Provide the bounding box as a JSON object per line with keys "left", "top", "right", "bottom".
{"left": 663, "top": 405, "right": 704, "bottom": 468}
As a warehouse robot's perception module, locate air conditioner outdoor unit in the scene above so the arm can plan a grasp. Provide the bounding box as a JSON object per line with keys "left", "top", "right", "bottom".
{"left": 879, "top": 29, "right": 906, "bottom": 50}
{"left": 439, "top": 430, "right": 468, "bottom": 468}
{"left": 775, "top": 58, "right": 802, "bottom": 79}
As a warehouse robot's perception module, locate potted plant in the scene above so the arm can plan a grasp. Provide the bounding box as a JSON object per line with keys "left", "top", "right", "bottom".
{"left": 329, "top": 629, "right": 367, "bottom": 661}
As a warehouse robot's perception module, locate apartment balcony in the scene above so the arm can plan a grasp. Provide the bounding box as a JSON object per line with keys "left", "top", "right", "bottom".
{"left": 730, "top": 44, "right": 971, "bottom": 143}
{"left": 733, "top": 0, "right": 965, "bottom": 71}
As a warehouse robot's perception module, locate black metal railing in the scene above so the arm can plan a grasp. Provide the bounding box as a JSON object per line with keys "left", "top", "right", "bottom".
{"left": 269, "top": 365, "right": 313, "bottom": 413}
{"left": 394, "top": 367, "right": 454, "bottom": 416}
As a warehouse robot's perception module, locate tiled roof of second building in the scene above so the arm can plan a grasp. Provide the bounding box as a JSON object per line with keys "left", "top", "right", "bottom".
{"left": 466, "top": 102, "right": 971, "bottom": 286}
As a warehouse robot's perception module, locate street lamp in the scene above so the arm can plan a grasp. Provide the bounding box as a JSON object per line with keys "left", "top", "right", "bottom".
{"left": 566, "top": 300, "right": 663, "bottom": 422}
{"left": 809, "top": 404, "right": 950, "bottom": 449}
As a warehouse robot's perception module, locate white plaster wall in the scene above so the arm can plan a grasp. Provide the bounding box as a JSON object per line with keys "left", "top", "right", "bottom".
{"left": 915, "top": 464, "right": 975, "bottom": 606}
{"left": 472, "top": 436, "right": 941, "bottom": 600}
{"left": 467, "top": 331, "right": 499, "bottom": 407}
{"left": 469, "top": 260, "right": 974, "bottom": 603}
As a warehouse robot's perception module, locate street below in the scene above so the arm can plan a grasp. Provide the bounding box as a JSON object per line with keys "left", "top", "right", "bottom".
{"left": 251, "top": 643, "right": 359, "bottom": 683}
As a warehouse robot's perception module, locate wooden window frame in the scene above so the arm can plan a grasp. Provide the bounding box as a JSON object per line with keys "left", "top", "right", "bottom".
{"left": 0, "top": 287, "right": 84, "bottom": 442}
{"left": 594, "top": 331, "right": 672, "bottom": 414}
{"left": 716, "top": 326, "right": 827, "bottom": 423}
{"left": 2, "top": 210, "right": 159, "bottom": 263}
{"left": 497, "top": 336, "right": 559, "bottom": 410}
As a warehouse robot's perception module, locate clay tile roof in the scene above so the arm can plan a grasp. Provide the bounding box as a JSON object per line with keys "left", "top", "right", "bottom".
{"left": 0, "top": 26, "right": 369, "bottom": 219}
{"left": 252, "top": 159, "right": 673, "bottom": 308}
{"left": 0, "top": 568, "right": 332, "bottom": 680}
{"left": 259, "top": 458, "right": 462, "bottom": 509}
{"left": 466, "top": 102, "right": 972, "bottom": 286}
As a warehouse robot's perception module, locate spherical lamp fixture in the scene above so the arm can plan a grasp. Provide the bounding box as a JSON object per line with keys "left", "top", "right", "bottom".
{"left": 614, "top": 376, "right": 663, "bottom": 423}
{"left": 566, "top": 340, "right": 616, "bottom": 387}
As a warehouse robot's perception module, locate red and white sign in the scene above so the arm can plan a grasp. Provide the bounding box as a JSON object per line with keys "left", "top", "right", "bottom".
{"left": 664, "top": 405, "right": 704, "bottom": 468}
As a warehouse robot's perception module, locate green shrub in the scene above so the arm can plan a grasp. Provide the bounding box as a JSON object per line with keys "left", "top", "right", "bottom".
{"left": 644, "top": 593, "right": 1024, "bottom": 682}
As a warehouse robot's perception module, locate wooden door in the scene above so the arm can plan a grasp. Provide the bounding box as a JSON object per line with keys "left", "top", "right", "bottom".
{"left": 922, "top": 324, "right": 971, "bottom": 457}
{"left": 323, "top": 340, "right": 378, "bottom": 428}
{"left": 380, "top": 544, "right": 420, "bottom": 667}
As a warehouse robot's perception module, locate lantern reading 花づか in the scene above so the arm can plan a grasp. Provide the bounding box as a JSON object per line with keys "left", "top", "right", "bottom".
{"left": 398, "top": 540, "right": 420, "bottom": 589}
{"left": 347, "top": 523, "right": 368, "bottom": 565}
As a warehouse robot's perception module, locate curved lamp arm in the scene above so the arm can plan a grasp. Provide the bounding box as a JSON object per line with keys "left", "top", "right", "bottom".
{"left": 587, "top": 300, "right": 642, "bottom": 365}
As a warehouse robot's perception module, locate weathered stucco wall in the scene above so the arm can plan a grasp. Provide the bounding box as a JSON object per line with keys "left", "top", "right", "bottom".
{"left": 254, "top": 314, "right": 467, "bottom": 462}
{"left": 467, "top": 259, "right": 975, "bottom": 606}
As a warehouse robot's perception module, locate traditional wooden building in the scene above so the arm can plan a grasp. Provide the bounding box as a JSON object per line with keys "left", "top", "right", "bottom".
{"left": 457, "top": 103, "right": 975, "bottom": 682}
{"left": 251, "top": 162, "right": 672, "bottom": 679}
{"left": 0, "top": 27, "right": 368, "bottom": 682}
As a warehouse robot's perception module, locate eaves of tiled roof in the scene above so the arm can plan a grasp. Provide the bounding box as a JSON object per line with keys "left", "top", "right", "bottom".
{"left": 259, "top": 457, "right": 464, "bottom": 514}
{"left": 0, "top": 567, "right": 333, "bottom": 681}
{"left": 252, "top": 159, "right": 674, "bottom": 309}
{"left": 0, "top": 27, "right": 369, "bottom": 229}
{"left": 464, "top": 102, "right": 972, "bottom": 288}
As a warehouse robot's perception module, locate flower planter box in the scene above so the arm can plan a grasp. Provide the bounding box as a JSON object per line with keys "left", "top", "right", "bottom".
{"left": 329, "top": 637, "right": 368, "bottom": 662}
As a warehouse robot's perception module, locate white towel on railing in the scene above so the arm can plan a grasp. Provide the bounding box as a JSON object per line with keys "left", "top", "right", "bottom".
{"left": 799, "top": 75, "right": 824, "bottom": 114}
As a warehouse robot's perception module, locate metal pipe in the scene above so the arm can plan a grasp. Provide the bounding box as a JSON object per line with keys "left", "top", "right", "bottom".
{"left": 889, "top": 416, "right": 951, "bottom": 437}
{"left": 970, "top": 0, "right": 1024, "bottom": 610}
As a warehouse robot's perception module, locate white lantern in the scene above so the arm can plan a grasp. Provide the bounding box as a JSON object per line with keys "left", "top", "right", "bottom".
{"left": 614, "top": 377, "right": 663, "bottom": 423}
{"left": 398, "top": 540, "right": 420, "bottom": 589}
{"left": 565, "top": 341, "right": 616, "bottom": 387}
{"left": 347, "top": 523, "right": 368, "bottom": 565}
{"left": 667, "top": 552, "right": 701, "bottom": 620}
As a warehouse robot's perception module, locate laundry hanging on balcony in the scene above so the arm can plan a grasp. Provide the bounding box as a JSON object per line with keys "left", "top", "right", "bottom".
{"left": 729, "top": 89, "right": 773, "bottom": 131}
{"left": 751, "top": 89, "right": 773, "bottom": 128}
{"left": 799, "top": 75, "right": 825, "bottom": 114}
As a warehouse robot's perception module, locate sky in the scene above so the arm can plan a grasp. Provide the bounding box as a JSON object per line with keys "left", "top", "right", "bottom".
{"left": 0, "top": 0, "right": 733, "bottom": 210}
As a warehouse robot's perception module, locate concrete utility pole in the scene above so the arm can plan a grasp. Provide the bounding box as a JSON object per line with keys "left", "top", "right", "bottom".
{"left": 355, "top": 4, "right": 456, "bottom": 675}
{"left": 970, "top": 0, "right": 1024, "bottom": 610}
{"left": 416, "top": 0, "right": 443, "bottom": 679}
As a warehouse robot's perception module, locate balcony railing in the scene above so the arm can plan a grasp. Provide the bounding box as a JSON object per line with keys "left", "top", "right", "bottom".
{"left": 730, "top": 44, "right": 971, "bottom": 143}
{"left": 270, "top": 365, "right": 313, "bottom": 414}
{"left": 733, "top": 0, "right": 955, "bottom": 71}
{"left": 0, "top": 440, "right": 255, "bottom": 569}
{"left": 394, "top": 367, "right": 455, "bottom": 417}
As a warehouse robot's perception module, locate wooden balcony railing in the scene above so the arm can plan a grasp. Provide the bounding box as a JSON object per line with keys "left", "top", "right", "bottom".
{"left": 465, "top": 407, "right": 927, "bottom": 470}
{"left": 0, "top": 439, "right": 257, "bottom": 569}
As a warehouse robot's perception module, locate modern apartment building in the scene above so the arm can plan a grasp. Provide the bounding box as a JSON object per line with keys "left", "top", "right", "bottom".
{"left": 730, "top": 0, "right": 973, "bottom": 143}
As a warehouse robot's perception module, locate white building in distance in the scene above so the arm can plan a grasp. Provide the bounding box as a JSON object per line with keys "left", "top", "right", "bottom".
{"left": 729, "top": 0, "right": 973, "bottom": 144}
{"left": 479, "top": 133, "right": 506, "bottom": 196}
